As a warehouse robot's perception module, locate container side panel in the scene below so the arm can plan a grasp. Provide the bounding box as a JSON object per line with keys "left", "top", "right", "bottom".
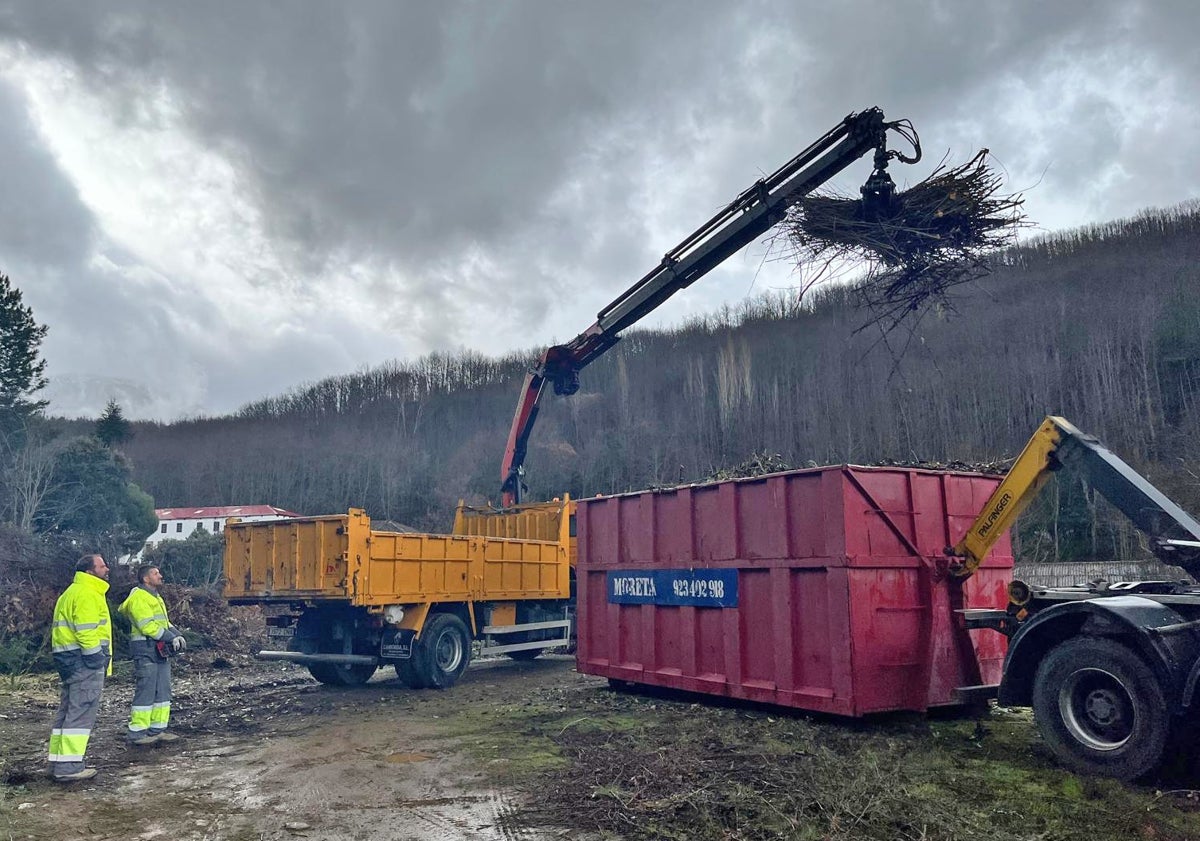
{"left": 785, "top": 471, "right": 835, "bottom": 560}
{"left": 736, "top": 480, "right": 789, "bottom": 561}
{"left": 844, "top": 471, "right": 919, "bottom": 563}
{"left": 695, "top": 605, "right": 726, "bottom": 679}
{"left": 617, "top": 495, "right": 655, "bottom": 565}
{"left": 617, "top": 604, "right": 642, "bottom": 671}
{"left": 587, "top": 498, "right": 620, "bottom": 572}
{"left": 738, "top": 569, "right": 777, "bottom": 687}
{"left": 653, "top": 490, "right": 693, "bottom": 564}
{"left": 790, "top": 568, "right": 835, "bottom": 696}
{"left": 653, "top": 607, "right": 683, "bottom": 674}
{"left": 911, "top": 473, "right": 952, "bottom": 558}
{"left": 578, "top": 568, "right": 609, "bottom": 665}
{"left": 847, "top": 567, "right": 926, "bottom": 713}
{"left": 694, "top": 485, "right": 736, "bottom": 562}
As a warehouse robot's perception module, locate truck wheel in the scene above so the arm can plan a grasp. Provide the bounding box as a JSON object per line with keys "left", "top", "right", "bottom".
{"left": 307, "top": 661, "right": 376, "bottom": 687}
{"left": 412, "top": 614, "right": 471, "bottom": 689}
{"left": 395, "top": 657, "right": 428, "bottom": 689}
{"left": 1032, "top": 636, "right": 1169, "bottom": 780}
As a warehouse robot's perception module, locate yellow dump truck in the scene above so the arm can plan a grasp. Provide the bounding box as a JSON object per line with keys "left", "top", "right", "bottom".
{"left": 223, "top": 498, "right": 575, "bottom": 688}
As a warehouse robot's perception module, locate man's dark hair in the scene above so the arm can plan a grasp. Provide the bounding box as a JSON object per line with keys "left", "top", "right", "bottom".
{"left": 135, "top": 565, "right": 159, "bottom": 585}
{"left": 75, "top": 554, "right": 101, "bottom": 573}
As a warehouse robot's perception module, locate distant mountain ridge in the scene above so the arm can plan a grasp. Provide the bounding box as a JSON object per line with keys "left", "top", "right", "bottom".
{"left": 120, "top": 202, "right": 1200, "bottom": 563}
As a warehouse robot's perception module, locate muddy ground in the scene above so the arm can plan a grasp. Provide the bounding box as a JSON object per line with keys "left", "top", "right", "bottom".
{"left": 3, "top": 652, "right": 1200, "bottom": 841}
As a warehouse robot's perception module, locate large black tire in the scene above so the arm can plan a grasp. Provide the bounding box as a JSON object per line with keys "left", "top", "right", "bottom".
{"left": 410, "top": 614, "right": 472, "bottom": 689}
{"left": 299, "top": 613, "right": 377, "bottom": 687}
{"left": 307, "top": 660, "right": 377, "bottom": 686}
{"left": 394, "top": 657, "right": 428, "bottom": 689}
{"left": 1032, "top": 636, "right": 1169, "bottom": 780}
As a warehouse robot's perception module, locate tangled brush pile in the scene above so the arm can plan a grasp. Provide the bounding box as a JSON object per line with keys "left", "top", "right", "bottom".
{"left": 785, "top": 150, "right": 1028, "bottom": 330}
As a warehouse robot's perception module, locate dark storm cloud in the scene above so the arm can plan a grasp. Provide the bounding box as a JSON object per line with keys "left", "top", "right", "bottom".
{"left": 0, "top": 1, "right": 1195, "bottom": 417}
{"left": 0, "top": 77, "right": 94, "bottom": 265}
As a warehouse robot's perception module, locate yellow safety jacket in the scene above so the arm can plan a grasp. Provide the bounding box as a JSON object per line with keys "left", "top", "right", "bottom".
{"left": 51, "top": 571, "right": 113, "bottom": 677}
{"left": 119, "top": 586, "right": 177, "bottom": 644}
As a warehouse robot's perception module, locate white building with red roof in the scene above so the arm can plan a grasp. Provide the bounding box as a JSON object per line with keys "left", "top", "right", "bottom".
{"left": 147, "top": 505, "right": 303, "bottom": 549}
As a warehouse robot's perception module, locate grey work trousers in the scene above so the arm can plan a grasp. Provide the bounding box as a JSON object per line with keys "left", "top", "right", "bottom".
{"left": 128, "top": 653, "right": 172, "bottom": 737}
{"left": 49, "top": 666, "right": 105, "bottom": 776}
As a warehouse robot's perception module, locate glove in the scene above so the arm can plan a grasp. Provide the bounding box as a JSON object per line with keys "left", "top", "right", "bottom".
{"left": 171, "top": 635, "right": 187, "bottom": 653}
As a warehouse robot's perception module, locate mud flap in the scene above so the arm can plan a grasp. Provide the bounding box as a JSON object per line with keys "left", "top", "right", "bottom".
{"left": 381, "top": 628, "right": 415, "bottom": 660}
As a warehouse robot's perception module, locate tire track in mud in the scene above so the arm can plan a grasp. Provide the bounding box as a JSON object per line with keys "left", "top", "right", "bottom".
{"left": 490, "top": 790, "right": 536, "bottom": 841}
{"left": 393, "top": 790, "right": 535, "bottom": 841}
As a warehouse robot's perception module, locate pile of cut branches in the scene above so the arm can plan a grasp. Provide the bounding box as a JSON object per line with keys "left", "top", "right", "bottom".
{"left": 704, "top": 450, "right": 794, "bottom": 482}
{"left": 868, "top": 456, "right": 1012, "bottom": 476}
{"left": 785, "top": 150, "right": 1027, "bottom": 331}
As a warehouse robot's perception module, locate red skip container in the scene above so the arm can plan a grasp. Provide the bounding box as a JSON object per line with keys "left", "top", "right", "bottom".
{"left": 575, "top": 466, "right": 1012, "bottom": 715}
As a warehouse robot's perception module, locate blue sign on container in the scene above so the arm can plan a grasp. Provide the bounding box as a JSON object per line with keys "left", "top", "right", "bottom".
{"left": 607, "top": 568, "right": 738, "bottom": 608}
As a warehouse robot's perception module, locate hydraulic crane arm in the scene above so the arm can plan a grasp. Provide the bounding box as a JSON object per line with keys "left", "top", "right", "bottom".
{"left": 949, "top": 416, "right": 1200, "bottom": 579}
{"left": 501, "top": 107, "right": 922, "bottom": 505}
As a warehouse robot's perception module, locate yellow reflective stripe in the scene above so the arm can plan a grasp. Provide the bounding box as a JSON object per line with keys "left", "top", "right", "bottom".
{"left": 80, "top": 644, "right": 103, "bottom": 655}
{"left": 54, "top": 618, "right": 107, "bottom": 632}
{"left": 150, "top": 704, "right": 171, "bottom": 727}
{"left": 47, "top": 728, "right": 89, "bottom": 761}
{"left": 129, "top": 705, "right": 153, "bottom": 731}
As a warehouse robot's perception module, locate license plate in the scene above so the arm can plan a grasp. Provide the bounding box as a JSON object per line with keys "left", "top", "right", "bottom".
{"left": 266, "top": 626, "right": 295, "bottom": 639}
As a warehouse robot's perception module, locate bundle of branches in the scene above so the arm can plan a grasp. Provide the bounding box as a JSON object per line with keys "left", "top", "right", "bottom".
{"left": 705, "top": 451, "right": 793, "bottom": 482}
{"left": 869, "top": 456, "right": 1012, "bottom": 476}
{"left": 784, "top": 150, "right": 1027, "bottom": 331}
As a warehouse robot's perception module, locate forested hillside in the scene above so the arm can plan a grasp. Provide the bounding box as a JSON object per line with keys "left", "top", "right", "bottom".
{"left": 124, "top": 203, "right": 1200, "bottom": 562}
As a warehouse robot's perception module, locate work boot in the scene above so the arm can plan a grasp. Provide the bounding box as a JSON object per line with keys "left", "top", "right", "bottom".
{"left": 152, "top": 731, "right": 180, "bottom": 743}
{"left": 129, "top": 733, "right": 160, "bottom": 746}
{"left": 54, "top": 768, "right": 97, "bottom": 782}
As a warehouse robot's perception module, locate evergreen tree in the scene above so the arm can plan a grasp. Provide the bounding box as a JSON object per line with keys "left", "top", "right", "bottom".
{"left": 0, "top": 274, "right": 49, "bottom": 432}
{"left": 96, "top": 399, "right": 134, "bottom": 447}
{"left": 34, "top": 436, "right": 158, "bottom": 556}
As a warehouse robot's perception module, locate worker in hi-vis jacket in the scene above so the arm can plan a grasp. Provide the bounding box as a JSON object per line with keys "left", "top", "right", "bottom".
{"left": 119, "top": 565, "right": 186, "bottom": 745}
{"left": 48, "top": 554, "right": 113, "bottom": 781}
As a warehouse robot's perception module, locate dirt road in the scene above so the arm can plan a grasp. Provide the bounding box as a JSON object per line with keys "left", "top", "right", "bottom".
{"left": 6, "top": 652, "right": 1200, "bottom": 841}
{"left": 1, "top": 656, "right": 591, "bottom": 841}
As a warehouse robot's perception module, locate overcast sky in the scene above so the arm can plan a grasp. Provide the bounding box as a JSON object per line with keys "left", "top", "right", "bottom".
{"left": 0, "top": 1, "right": 1195, "bottom": 420}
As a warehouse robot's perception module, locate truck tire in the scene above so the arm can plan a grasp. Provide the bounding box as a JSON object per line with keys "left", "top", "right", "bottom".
{"left": 307, "top": 661, "right": 377, "bottom": 687}
{"left": 411, "top": 613, "right": 471, "bottom": 689}
{"left": 1032, "top": 636, "right": 1169, "bottom": 780}
{"left": 395, "top": 657, "right": 428, "bottom": 689}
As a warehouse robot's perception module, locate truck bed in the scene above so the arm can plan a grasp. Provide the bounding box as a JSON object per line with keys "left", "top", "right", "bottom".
{"left": 224, "top": 508, "right": 570, "bottom": 606}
